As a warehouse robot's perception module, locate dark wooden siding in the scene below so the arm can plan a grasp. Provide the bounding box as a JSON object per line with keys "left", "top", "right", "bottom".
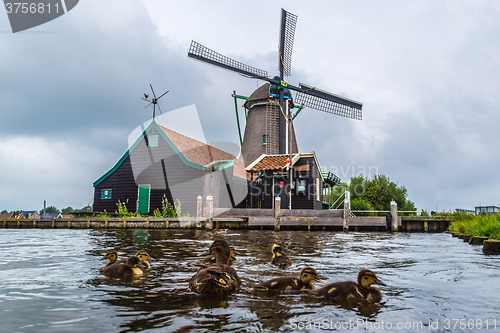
{"left": 93, "top": 131, "right": 204, "bottom": 216}
{"left": 249, "top": 156, "right": 323, "bottom": 210}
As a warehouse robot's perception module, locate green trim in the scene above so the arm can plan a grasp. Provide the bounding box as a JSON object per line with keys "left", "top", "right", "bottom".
{"left": 292, "top": 105, "right": 304, "bottom": 120}
{"left": 233, "top": 93, "right": 243, "bottom": 146}
{"left": 101, "top": 189, "right": 112, "bottom": 199}
{"left": 203, "top": 160, "right": 233, "bottom": 169}
{"left": 93, "top": 121, "right": 203, "bottom": 187}
{"left": 156, "top": 125, "right": 203, "bottom": 170}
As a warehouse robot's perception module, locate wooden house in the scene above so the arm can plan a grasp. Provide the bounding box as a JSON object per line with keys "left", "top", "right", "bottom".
{"left": 93, "top": 121, "right": 248, "bottom": 216}
{"left": 246, "top": 152, "right": 331, "bottom": 210}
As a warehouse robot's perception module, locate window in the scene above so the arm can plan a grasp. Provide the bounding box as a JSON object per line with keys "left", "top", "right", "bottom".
{"left": 297, "top": 179, "right": 307, "bottom": 194}
{"left": 316, "top": 178, "right": 320, "bottom": 201}
{"left": 262, "top": 135, "right": 267, "bottom": 145}
{"left": 101, "top": 189, "right": 112, "bottom": 199}
{"left": 148, "top": 135, "right": 158, "bottom": 148}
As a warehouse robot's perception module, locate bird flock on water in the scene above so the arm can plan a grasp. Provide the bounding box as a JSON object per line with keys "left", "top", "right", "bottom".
{"left": 100, "top": 236, "right": 386, "bottom": 304}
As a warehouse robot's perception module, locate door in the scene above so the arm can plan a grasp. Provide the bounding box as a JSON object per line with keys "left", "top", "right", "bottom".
{"left": 275, "top": 177, "right": 289, "bottom": 209}
{"left": 137, "top": 184, "right": 151, "bottom": 214}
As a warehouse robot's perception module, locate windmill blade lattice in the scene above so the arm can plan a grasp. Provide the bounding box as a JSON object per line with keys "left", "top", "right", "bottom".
{"left": 295, "top": 91, "right": 362, "bottom": 120}
{"left": 294, "top": 82, "right": 362, "bottom": 120}
{"left": 188, "top": 41, "right": 268, "bottom": 79}
{"left": 279, "top": 9, "right": 298, "bottom": 77}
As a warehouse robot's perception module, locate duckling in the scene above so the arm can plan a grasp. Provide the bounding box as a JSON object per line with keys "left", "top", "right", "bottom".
{"left": 254, "top": 267, "right": 326, "bottom": 292}
{"left": 201, "top": 246, "right": 238, "bottom": 265}
{"left": 115, "top": 250, "right": 154, "bottom": 269}
{"left": 271, "top": 244, "right": 292, "bottom": 269}
{"left": 214, "top": 229, "right": 227, "bottom": 235}
{"left": 310, "top": 269, "right": 386, "bottom": 303}
{"left": 133, "top": 250, "right": 154, "bottom": 269}
{"left": 99, "top": 250, "right": 119, "bottom": 272}
{"left": 101, "top": 255, "right": 146, "bottom": 278}
{"left": 189, "top": 240, "right": 241, "bottom": 294}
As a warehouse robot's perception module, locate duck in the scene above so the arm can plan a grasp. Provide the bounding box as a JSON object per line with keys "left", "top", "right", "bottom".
{"left": 189, "top": 239, "right": 241, "bottom": 294}
{"left": 271, "top": 244, "right": 292, "bottom": 269}
{"left": 201, "top": 246, "right": 238, "bottom": 265}
{"left": 128, "top": 250, "right": 154, "bottom": 269}
{"left": 99, "top": 250, "right": 119, "bottom": 272}
{"left": 101, "top": 255, "right": 146, "bottom": 278}
{"left": 253, "top": 267, "right": 326, "bottom": 292}
{"left": 214, "top": 229, "right": 228, "bottom": 235}
{"left": 113, "top": 250, "right": 154, "bottom": 269}
{"left": 310, "top": 269, "right": 386, "bottom": 303}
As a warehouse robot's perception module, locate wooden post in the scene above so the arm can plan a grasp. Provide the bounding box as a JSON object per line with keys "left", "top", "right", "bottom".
{"left": 391, "top": 200, "right": 398, "bottom": 232}
{"left": 196, "top": 196, "right": 202, "bottom": 228}
{"left": 206, "top": 196, "right": 213, "bottom": 230}
{"left": 274, "top": 197, "right": 281, "bottom": 231}
{"left": 343, "top": 190, "right": 350, "bottom": 231}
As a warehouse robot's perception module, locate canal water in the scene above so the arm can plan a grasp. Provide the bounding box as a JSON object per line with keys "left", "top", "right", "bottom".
{"left": 0, "top": 229, "right": 498, "bottom": 332}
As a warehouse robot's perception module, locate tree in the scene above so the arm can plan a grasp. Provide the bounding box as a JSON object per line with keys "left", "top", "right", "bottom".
{"left": 351, "top": 198, "right": 374, "bottom": 216}
{"left": 40, "top": 206, "right": 60, "bottom": 214}
{"left": 347, "top": 174, "right": 416, "bottom": 214}
{"left": 61, "top": 207, "right": 74, "bottom": 215}
{"left": 0, "top": 210, "right": 7, "bottom": 215}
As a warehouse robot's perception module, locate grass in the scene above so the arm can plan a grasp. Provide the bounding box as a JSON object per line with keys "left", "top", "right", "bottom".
{"left": 448, "top": 213, "right": 500, "bottom": 240}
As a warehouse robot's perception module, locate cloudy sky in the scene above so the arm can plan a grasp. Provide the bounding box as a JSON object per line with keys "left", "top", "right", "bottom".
{"left": 1, "top": 0, "right": 499, "bottom": 213}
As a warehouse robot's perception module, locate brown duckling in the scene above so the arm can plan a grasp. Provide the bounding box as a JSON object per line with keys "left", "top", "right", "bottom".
{"left": 99, "top": 250, "right": 119, "bottom": 272}
{"left": 254, "top": 267, "right": 326, "bottom": 292}
{"left": 101, "top": 255, "right": 146, "bottom": 278}
{"left": 189, "top": 240, "right": 241, "bottom": 294}
{"left": 201, "top": 246, "right": 238, "bottom": 265}
{"left": 271, "top": 244, "right": 292, "bottom": 269}
{"left": 310, "top": 269, "right": 386, "bottom": 303}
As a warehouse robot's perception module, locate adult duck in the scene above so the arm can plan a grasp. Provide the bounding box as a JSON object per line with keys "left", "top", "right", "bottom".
{"left": 310, "top": 269, "right": 386, "bottom": 303}
{"left": 189, "top": 240, "right": 241, "bottom": 294}
{"left": 254, "top": 267, "right": 326, "bottom": 292}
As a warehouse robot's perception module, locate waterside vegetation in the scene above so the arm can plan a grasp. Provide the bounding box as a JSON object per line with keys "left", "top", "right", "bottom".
{"left": 448, "top": 213, "right": 500, "bottom": 240}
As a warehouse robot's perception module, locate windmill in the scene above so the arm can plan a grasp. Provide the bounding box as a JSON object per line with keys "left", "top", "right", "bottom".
{"left": 141, "top": 84, "right": 169, "bottom": 119}
{"left": 188, "top": 8, "right": 363, "bottom": 208}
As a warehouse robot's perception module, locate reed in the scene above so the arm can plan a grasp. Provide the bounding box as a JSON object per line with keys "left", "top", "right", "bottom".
{"left": 448, "top": 213, "right": 500, "bottom": 239}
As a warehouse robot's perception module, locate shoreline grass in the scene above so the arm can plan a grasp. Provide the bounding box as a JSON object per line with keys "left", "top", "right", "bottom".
{"left": 448, "top": 213, "right": 500, "bottom": 240}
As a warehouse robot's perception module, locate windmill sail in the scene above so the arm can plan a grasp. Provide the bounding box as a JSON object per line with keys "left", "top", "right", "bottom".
{"left": 188, "top": 41, "right": 268, "bottom": 79}
{"left": 279, "top": 9, "right": 298, "bottom": 77}
{"left": 294, "top": 83, "right": 362, "bottom": 120}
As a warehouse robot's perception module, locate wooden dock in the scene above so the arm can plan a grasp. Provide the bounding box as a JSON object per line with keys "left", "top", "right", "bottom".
{"left": 1, "top": 209, "right": 450, "bottom": 232}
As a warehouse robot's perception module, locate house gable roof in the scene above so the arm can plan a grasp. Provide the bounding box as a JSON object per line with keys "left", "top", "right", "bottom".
{"left": 94, "top": 121, "right": 248, "bottom": 187}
